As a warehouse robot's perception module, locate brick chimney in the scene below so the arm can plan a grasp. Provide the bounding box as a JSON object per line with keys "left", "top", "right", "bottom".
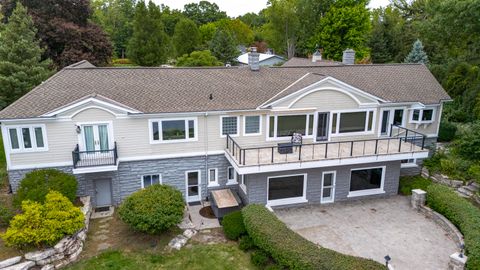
{"left": 342, "top": 49, "right": 355, "bottom": 65}
{"left": 248, "top": 47, "right": 260, "bottom": 71}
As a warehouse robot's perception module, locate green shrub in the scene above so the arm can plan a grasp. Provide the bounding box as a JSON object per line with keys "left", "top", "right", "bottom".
{"left": 242, "top": 205, "right": 384, "bottom": 270}
{"left": 14, "top": 169, "right": 78, "bottom": 207}
{"left": 2, "top": 191, "right": 84, "bottom": 248}
{"left": 423, "top": 151, "right": 446, "bottom": 174}
{"left": 118, "top": 184, "right": 184, "bottom": 234}
{"left": 426, "top": 184, "right": 480, "bottom": 269}
{"left": 468, "top": 164, "right": 480, "bottom": 184}
{"left": 221, "top": 211, "right": 246, "bottom": 240}
{"left": 398, "top": 176, "right": 431, "bottom": 195}
{"left": 251, "top": 249, "right": 269, "bottom": 267}
{"left": 455, "top": 122, "right": 480, "bottom": 161}
{"left": 438, "top": 121, "right": 457, "bottom": 142}
{"left": 0, "top": 204, "right": 14, "bottom": 227}
{"left": 264, "top": 265, "right": 283, "bottom": 270}
{"left": 239, "top": 235, "right": 255, "bottom": 251}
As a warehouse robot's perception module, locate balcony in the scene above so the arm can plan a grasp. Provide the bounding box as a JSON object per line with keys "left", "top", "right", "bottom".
{"left": 72, "top": 142, "right": 118, "bottom": 174}
{"left": 225, "top": 126, "right": 429, "bottom": 174}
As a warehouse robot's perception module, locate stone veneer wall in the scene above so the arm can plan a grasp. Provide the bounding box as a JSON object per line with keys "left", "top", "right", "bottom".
{"left": 411, "top": 190, "right": 467, "bottom": 270}
{"left": 0, "top": 196, "right": 92, "bottom": 270}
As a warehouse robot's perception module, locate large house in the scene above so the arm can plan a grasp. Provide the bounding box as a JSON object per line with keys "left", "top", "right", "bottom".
{"left": 0, "top": 49, "right": 450, "bottom": 208}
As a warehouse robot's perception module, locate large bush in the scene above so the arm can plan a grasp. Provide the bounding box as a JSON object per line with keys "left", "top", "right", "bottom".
{"left": 398, "top": 176, "right": 431, "bottom": 195}
{"left": 118, "top": 184, "right": 184, "bottom": 234}
{"left": 2, "top": 191, "right": 84, "bottom": 248}
{"left": 427, "top": 184, "right": 480, "bottom": 269}
{"left": 438, "top": 121, "right": 457, "bottom": 142}
{"left": 242, "top": 205, "right": 384, "bottom": 270}
{"left": 0, "top": 204, "right": 14, "bottom": 227}
{"left": 221, "top": 210, "right": 246, "bottom": 240}
{"left": 14, "top": 169, "right": 78, "bottom": 207}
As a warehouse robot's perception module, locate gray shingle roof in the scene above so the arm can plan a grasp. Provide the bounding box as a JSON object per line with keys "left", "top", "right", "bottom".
{"left": 282, "top": 57, "right": 343, "bottom": 67}
{"left": 0, "top": 63, "right": 451, "bottom": 119}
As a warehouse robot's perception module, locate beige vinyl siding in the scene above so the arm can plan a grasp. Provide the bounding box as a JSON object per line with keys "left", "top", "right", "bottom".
{"left": 405, "top": 105, "right": 441, "bottom": 136}
{"left": 6, "top": 103, "right": 441, "bottom": 169}
{"left": 290, "top": 90, "right": 359, "bottom": 110}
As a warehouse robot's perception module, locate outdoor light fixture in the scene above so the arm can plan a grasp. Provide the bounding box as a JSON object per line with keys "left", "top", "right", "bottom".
{"left": 460, "top": 243, "right": 465, "bottom": 258}
{"left": 384, "top": 255, "right": 391, "bottom": 267}
{"left": 75, "top": 125, "right": 81, "bottom": 134}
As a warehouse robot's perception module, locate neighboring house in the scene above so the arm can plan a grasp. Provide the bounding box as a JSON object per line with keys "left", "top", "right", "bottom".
{"left": 0, "top": 49, "right": 451, "bottom": 208}
{"left": 283, "top": 49, "right": 343, "bottom": 67}
{"left": 237, "top": 51, "right": 285, "bottom": 66}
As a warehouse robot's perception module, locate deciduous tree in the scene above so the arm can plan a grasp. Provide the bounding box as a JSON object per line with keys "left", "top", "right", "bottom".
{"left": 173, "top": 18, "right": 200, "bottom": 57}
{"left": 176, "top": 50, "right": 222, "bottom": 67}
{"left": 183, "top": 1, "right": 227, "bottom": 25}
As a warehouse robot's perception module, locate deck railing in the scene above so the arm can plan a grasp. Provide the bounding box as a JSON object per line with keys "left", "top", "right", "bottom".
{"left": 72, "top": 142, "right": 118, "bottom": 169}
{"left": 226, "top": 130, "right": 426, "bottom": 167}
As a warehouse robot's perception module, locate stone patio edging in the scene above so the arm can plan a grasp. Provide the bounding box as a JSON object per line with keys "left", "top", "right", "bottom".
{"left": 411, "top": 189, "right": 467, "bottom": 270}
{"left": 0, "top": 196, "right": 92, "bottom": 270}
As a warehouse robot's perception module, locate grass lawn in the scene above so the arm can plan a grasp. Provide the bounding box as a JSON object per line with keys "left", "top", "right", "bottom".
{"left": 398, "top": 175, "right": 432, "bottom": 195}
{"left": 67, "top": 243, "right": 257, "bottom": 270}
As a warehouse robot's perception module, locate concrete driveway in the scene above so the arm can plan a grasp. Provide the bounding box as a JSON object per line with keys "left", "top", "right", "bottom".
{"left": 275, "top": 196, "right": 457, "bottom": 270}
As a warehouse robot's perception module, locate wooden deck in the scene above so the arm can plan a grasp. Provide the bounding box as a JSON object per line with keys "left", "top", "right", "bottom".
{"left": 227, "top": 138, "right": 426, "bottom": 167}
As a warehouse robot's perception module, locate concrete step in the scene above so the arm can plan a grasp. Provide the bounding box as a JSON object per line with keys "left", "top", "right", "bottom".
{"left": 455, "top": 190, "right": 471, "bottom": 198}
{"left": 457, "top": 187, "right": 474, "bottom": 197}
{"left": 470, "top": 182, "right": 480, "bottom": 190}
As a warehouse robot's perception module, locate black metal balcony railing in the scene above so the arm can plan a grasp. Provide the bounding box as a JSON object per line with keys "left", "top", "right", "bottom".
{"left": 226, "top": 126, "right": 427, "bottom": 167}
{"left": 72, "top": 142, "right": 118, "bottom": 169}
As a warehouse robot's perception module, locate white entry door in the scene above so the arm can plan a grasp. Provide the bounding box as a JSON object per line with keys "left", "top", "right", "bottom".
{"left": 81, "top": 124, "right": 111, "bottom": 152}
{"left": 321, "top": 171, "right": 336, "bottom": 203}
{"left": 186, "top": 170, "right": 201, "bottom": 202}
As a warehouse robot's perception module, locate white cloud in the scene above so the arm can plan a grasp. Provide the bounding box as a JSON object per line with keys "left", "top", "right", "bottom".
{"left": 152, "top": 0, "right": 390, "bottom": 17}
{"left": 152, "top": 0, "right": 268, "bottom": 17}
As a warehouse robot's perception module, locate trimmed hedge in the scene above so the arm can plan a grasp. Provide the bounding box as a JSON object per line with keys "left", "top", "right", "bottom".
{"left": 242, "top": 205, "right": 384, "bottom": 270}
{"left": 118, "top": 184, "right": 184, "bottom": 234}
{"left": 427, "top": 184, "right": 480, "bottom": 269}
{"left": 14, "top": 169, "right": 78, "bottom": 207}
{"left": 221, "top": 210, "right": 246, "bottom": 240}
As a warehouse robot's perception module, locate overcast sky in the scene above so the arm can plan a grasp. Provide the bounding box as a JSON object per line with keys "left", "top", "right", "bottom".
{"left": 153, "top": 0, "right": 391, "bottom": 17}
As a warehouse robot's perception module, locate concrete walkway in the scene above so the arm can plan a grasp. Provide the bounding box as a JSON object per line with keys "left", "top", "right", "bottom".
{"left": 275, "top": 196, "right": 457, "bottom": 270}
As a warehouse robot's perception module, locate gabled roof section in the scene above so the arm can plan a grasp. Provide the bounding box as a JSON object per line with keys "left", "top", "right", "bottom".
{"left": 0, "top": 62, "right": 451, "bottom": 119}
{"left": 42, "top": 94, "right": 142, "bottom": 117}
{"left": 262, "top": 75, "right": 384, "bottom": 109}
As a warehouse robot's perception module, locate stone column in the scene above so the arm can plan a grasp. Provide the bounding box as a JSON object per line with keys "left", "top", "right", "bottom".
{"left": 411, "top": 189, "right": 427, "bottom": 209}
{"left": 448, "top": 252, "right": 467, "bottom": 270}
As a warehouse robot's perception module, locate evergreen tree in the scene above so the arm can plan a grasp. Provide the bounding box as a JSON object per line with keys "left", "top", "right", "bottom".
{"left": 173, "top": 18, "right": 200, "bottom": 57}
{"left": 209, "top": 29, "right": 239, "bottom": 64}
{"left": 404, "top": 39, "right": 429, "bottom": 64}
{"left": 127, "top": 1, "right": 170, "bottom": 66}
{"left": 0, "top": 3, "right": 52, "bottom": 109}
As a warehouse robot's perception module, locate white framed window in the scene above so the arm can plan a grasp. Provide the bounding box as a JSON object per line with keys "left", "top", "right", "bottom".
{"left": 220, "top": 116, "right": 239, "bottom": 137}
{"left": 141, "top": 174, "right": 161, "bottom": 188}
{"left": 208, "top": 168, "right": 219, "bottom": 187}
{"left": 348, "top": 166, "right": 386, "bottom": 197}
{"left": 267, "top": 173, "right": 308, "bottom": 206}
{"left": 6, "top": 125, "right": 48, "bottom": 153}
{"left": 227, "top": 166, "right": 237, "bottom": 184}
{"left": 149, "top": 117, "right": 197, "bottom": 143}
{"left": 243, "top": 115, "right": 261, "bottom": 136}
{"left": 267, "top": 114, "right": 314, "bottom": 139}
{"left": 410, "top": 108, "right": 435, "bottom": 124}
{"left": 330, "top": 109, "right": 376, "bottom": 136}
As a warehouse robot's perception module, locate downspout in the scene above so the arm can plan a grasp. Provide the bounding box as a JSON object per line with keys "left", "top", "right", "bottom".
{"left": 204, "top": 111, "right": 209, "bottom": 200}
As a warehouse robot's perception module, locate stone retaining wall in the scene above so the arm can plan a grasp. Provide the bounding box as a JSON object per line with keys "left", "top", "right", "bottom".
{"left": 0, "top": 196, "right": 92, "bottom": 270}
{"left": 421, "top": 168, "right": 464, "bottom": 188}
{"left": 411, "top": 190, "right": 466, "bottom": 270}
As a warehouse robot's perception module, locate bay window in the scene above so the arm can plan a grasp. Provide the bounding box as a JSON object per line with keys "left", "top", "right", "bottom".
{"left": 7, "top": 125, "right": 47, "bottom": 152}
{"left": 150, "top": 118, "right": 197, "bottom": 143}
